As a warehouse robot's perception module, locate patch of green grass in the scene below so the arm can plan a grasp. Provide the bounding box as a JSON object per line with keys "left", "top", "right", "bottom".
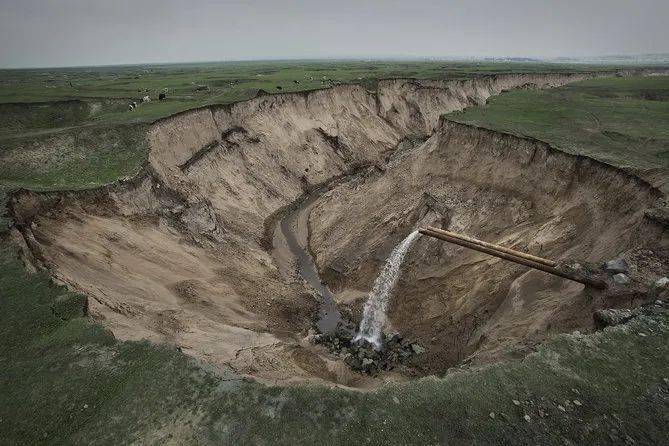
{"left": 449, "top": 76, "right": 669, "bottom": 187}
{"left": 0, "top": 100, "right": 92, "bottom": 137}
{"left": 0, "top": 124, "right": 148, "bottom": 190}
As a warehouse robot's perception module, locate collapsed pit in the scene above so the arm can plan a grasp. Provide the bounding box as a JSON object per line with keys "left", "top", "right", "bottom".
{"left": 9, "top": 73, "right": 667, "bottom": 388}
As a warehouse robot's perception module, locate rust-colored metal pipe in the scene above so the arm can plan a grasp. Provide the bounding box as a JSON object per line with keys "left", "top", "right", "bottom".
{"left": 419, "top": 228, "right": 606, "bottom": 289}
{"left": 425, "top": 226, "right": 557, "bottom": 267}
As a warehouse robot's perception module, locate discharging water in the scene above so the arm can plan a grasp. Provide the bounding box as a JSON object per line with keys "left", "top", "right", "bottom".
{"left": 354, "top": 230, "right": 420, "bottom": 348}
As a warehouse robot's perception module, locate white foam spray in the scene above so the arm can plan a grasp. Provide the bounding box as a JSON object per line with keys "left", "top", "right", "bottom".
{"left": 354, "top": 230, "right": 420, "bottom": 348}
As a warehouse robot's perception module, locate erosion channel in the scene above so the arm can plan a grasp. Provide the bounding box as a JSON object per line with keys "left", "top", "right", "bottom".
{"left": 8, "top": 69, "right": 669, "bottom": 388}
{"left": 272, "top": 182, "right": 349, "bottom": 335}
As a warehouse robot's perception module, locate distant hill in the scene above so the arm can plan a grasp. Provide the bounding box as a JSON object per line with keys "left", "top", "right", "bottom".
{"left": 552, "top": 53, "right": 669, "bottom": 64}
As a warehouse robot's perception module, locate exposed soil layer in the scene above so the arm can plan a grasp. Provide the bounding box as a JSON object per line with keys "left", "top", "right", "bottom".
{"left": 8, "top": 70, "right": 669, "bottom": 387}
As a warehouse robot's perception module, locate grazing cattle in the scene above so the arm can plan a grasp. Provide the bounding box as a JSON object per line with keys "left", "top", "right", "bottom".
{"left": 276, "top": 86, "right": 282, "bottom": 90}
{"left": 128, "top": 101, "right": 137, "bottom": 111}
{"left": 293, "top": 80, "right": 300, "bottom": 84}
{"left": 159, "top": 93, "right": 166, "bottom": 100}
{"left": 140, "top": 95, "right": 150, "bottom": 103}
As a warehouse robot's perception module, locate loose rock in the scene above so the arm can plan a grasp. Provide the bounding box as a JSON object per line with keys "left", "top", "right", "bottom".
{"left": 654, "top": 277, "right": 669, "bottom": 289}
{"left": 603, "top": 258, "right": 629, "bottom": 274}
{"left": 612, "top": 273, "right": 630, "bottom": 284}
{"left": 595, "top": 308, "right": 633, "bottom": 328}
{"left": 594, "top": 301, "right": 669, "bottom": 329}
{"left": 411, "top": 343, "right": 426, "bottom": 354}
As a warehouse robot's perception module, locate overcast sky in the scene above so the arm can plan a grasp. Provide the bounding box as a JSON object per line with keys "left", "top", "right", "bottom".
{"left": 1, "top": 0, "right": 668, "bottom": 68}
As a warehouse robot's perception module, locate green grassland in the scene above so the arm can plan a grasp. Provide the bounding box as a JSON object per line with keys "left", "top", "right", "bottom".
{"left": 0, "top": 60, "right": 636, "bottom": 135}
{"left": 2, "top": 60, "right": 558, "bottom": 128}
{"left": 1, "top": 62, "right": 669, "bottom": 444}
{"left": 0, "top": 124, "right": 148, "bottom": 189}
{"left": 0, "top": 60, "right": 619, "bottom": 106}
{"left": 449, "top": 76, "right": 669, "bottom": 190}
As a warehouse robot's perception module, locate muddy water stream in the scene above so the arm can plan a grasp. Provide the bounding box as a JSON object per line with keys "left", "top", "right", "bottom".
{"left": 273, "top": 188, "right": 347, "bottom": 334}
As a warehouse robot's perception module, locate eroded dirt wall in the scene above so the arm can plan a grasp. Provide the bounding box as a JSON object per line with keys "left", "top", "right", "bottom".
{"left": 309, "top": 119, "right": 664, "bottom": 372}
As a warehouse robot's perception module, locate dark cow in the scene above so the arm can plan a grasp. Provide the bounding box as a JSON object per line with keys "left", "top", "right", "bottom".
{"left": 159, "top": 93, "right": 166, "bottom": 100}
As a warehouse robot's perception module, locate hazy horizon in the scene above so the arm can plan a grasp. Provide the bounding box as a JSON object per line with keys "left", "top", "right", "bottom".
{"left": 2, "top": 0, "right": 668, "bottom": 69}
{"left": 4, "top": 54, "right": 669, "bottom": 71}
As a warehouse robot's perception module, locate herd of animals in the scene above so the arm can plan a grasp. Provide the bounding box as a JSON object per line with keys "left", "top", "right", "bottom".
{"left": 128, "top": 91, "right": 167, "bottom": 111}
{"left": 127, "top": 76, "right": 346, "bottom": 111}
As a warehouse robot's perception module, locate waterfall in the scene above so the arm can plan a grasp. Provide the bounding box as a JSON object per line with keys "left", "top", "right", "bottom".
{"left": 354, "top": 230, "right": 420, "bottom": 348}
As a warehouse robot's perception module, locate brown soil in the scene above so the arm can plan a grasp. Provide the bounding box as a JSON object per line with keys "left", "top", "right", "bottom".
{"left": 8, "top": 70, "right": 669, "bottom": 388}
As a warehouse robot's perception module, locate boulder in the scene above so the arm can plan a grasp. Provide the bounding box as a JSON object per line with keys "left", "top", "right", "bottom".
{"left": 654, "top": 277, "right": 668, "bottom": 289}
{"left": 612, "top": 273, "right": 630, "bottom": 284}
{"left": 411, "top": 343, "right": 426, "bottom": 354}
{"left": 385, "top": 333, "right": 401, "bottom": 346}
{"left": 603, "top": 258, "right": 629, "bottom": 274}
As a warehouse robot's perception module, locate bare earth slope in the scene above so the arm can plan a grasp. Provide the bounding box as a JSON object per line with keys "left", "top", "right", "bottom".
{"left": 8, "top": 69, "right": 669, "bottom": 387}
{"left": 310, "top": 120, "right": 665, "bottom": 373}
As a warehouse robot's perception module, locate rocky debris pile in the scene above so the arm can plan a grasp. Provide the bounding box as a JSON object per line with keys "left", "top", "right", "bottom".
{"left": 601, "top": 250, "right": 669, "bottom": 291}
{"left": 594, "top": 299, "right": 668, "bottom": 329}
{"left": 565, "top": 252, "right": 668, "bottom": 293}
{"left": 603, "top": 257, "right": 632, "bottom": 285}
{"left": 312, "top": 332, "right": 425, "bottom": 375}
